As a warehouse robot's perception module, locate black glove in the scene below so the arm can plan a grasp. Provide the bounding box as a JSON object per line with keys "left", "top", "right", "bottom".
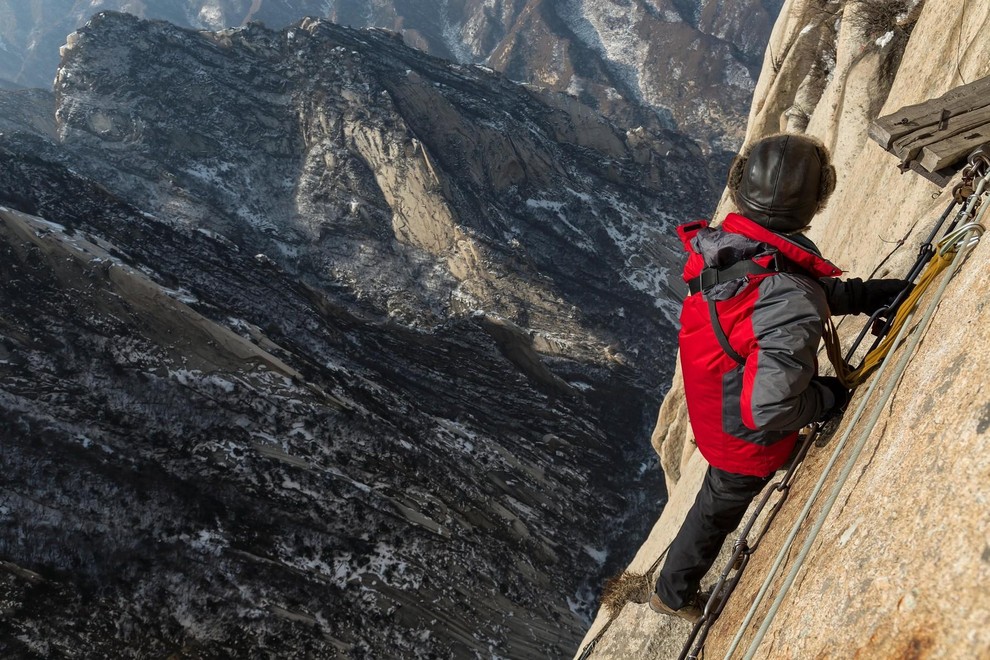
{"left": 813, "top": 376, "right": 850, "bottom": 420}
{"left": 857, "top": 278, "right": 911, "bottom": 315}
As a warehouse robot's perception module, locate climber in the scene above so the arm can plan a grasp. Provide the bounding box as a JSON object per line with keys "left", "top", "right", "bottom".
{"left": 649, "top": 133, "right": 907, "bottom": 623}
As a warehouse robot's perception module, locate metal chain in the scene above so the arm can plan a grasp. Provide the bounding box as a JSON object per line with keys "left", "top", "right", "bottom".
{"left": 725, "top": 174, "right": 989, "bottom": 659}
{"left": 737, "top": 214, "right": 985, "bottom": 660}
{"left": 696, "top": 157, "right": 990, "bottom": 660}
{"left": 575, "top": 544, "right": 673, "bottom": 660}
{"left": 677, "top": 422, "right": 824, "bottom": 660}
{"left": 583, "top": 151, "right": 990, "bottom": 660}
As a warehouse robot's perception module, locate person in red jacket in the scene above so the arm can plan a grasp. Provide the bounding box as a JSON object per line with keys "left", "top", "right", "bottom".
{"left": 650, "top": 133, "right": 905, "bottom": 622}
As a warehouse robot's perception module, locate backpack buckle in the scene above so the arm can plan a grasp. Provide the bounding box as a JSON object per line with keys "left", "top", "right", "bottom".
{"left": 699, "top": 268, "right": 719, "bottom": 291}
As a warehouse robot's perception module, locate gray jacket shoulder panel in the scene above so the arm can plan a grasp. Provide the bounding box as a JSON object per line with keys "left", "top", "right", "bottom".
{"left": 745, "top": 273, "right": 830, "bottom": 431}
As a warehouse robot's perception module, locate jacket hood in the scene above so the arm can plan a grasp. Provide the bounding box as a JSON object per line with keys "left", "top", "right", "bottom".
{"left": 720, "top": 214, "right": 842, "bottom": 278}
{"left": 681, "top": 214, "right": 842, "bottom": 300}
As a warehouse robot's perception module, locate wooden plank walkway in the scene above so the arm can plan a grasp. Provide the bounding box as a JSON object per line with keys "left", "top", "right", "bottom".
{"left": 869, "top": 74, "right": 990, "bottom": 185}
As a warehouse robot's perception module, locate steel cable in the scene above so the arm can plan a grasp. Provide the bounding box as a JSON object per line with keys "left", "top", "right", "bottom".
{"left": 724, "top": 201, "right": 988, "bottom": 659}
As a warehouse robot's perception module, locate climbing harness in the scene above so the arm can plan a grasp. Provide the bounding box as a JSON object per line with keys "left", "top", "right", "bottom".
{"left": 675, "top": 148, "right": 990, "bottom": 660}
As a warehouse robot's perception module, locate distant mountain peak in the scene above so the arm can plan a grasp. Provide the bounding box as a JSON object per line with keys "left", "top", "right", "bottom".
{"left": 2, "top": 1, "right": 781, "bottom": 151}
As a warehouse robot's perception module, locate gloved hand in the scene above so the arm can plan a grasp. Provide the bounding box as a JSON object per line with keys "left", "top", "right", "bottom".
{"left": 813, "top": 375, "right": 850, "bottom": 420}
{"left": 858, "top": 278, "right": 911, "bottom": 315}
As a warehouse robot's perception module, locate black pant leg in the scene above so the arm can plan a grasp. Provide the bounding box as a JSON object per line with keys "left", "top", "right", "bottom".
{"left": 655, "top": 466, "right": 771, "bottom": 609}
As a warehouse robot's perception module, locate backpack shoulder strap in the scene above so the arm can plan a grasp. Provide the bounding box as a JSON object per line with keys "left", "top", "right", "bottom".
{"left": 708, "top": 298, "right": 746, "bottom": 365}
{"left": 697, "top": 259, "right": 780, "bottom": 366}
{"left": 688, "top": 259, "right": 777, "bottom": 295}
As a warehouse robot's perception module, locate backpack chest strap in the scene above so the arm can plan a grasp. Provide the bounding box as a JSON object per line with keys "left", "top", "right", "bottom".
{"left": 687, "top": 259, "right": 779, "bottom": 295}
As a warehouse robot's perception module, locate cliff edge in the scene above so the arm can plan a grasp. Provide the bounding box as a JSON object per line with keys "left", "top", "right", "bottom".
{"left": 578, "top": 0, "right": 990, "bottom": 657}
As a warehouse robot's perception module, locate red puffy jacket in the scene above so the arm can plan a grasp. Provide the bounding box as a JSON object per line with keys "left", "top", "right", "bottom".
{"left": 677, "top": 214, "right": 843, "bottom": 477}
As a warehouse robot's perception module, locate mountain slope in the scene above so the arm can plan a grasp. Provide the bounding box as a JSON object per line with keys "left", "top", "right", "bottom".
{"left": 53, "top": 12, "right": 708, "bottom": 352}
{"left": 0, "top": 169, "right": 615, "bottom": 657}
{"left": 0, "top": 0, "right": 782, "bottom": 149}
{"left": 0, "top": 11, "right": 713, "bottom": 658}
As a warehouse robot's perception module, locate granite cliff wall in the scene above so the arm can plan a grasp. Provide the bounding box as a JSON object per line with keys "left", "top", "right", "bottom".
{"left": 578, "top": 0, "right": 990, "bottom": 657}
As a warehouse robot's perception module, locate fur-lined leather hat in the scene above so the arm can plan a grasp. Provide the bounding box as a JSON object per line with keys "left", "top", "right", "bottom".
{"left": 727, "top": 133, "right": 836, "bottom": 233}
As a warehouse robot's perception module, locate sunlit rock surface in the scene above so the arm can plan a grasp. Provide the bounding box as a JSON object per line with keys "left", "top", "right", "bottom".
{"left": 578, "top": 0, "right": 990, "bottom": 657}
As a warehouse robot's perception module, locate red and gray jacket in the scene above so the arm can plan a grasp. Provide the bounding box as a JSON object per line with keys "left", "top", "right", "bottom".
{"left": 677, "top": 213, "right": 856, "bottom": 477}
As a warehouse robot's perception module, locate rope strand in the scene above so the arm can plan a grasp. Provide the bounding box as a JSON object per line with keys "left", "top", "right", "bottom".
{"left": 590, "top": 159, "right": 990, "bottom": 660}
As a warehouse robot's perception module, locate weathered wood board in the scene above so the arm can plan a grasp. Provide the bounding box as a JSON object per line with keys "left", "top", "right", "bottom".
{"left": 869, "top": 75, "right": 990, "bottom": 149}
{"left": 921, "top": 125, "right": 990, "bottom": 172}
{"left": 891, "top": 104, "right": 990, "bottom": 164}
{"left": 869, "top": 74, "right": 990, "bottom": 181}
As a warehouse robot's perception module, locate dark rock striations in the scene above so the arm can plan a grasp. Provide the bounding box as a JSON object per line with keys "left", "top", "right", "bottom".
{"left": 0, "top": 11, "right": 711, "bottom": 659}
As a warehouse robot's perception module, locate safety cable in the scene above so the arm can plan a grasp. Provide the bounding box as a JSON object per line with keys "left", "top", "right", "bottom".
{"left": 826, "top": 163, "right": 990, "bottom": 388}
{"left": 734, "top": 216, "right": 986, "bottom": 660}
{"left": 575, "top": 616, "right": 615, "bottom": 660}
{"left": 687, "top": 158, "right": 990, "bottom": 660}
{"left": 575, "top": 543, "right": 673, "bottom": 660}
{"left": 840, "top": 150, "right": 989, "bottom": 367}
{"left": 722, "top": 186, "right": 989, "bottom": 659}
{"left": 586, "top": 151, "right": 990, "bottom": 660}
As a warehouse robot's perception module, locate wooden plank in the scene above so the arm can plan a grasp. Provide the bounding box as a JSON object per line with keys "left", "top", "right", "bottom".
{"left": 869, "top": 74, "right": 990, "bottom": 149}
{"left": 892, "top": 104, "right": 990, "bottom": 163}
{"left": 919, "top": 127, "right": 990, "bottom": 172}
{"left": 906, "top": 160, "right": 954, "bottom": 188}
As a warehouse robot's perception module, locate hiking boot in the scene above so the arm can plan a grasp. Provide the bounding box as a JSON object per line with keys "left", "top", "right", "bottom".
{"left": 649, "top": 592, "right": 703, "bottom": 624}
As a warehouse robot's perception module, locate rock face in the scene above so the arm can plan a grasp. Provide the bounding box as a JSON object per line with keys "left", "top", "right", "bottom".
{"left": 50, "top": 12, "right": 708, "bottom": 375}
{"left": 0, "top": 0, "right": 782, "bottom": 149}
{"left": 0, "top": 88, "right": 55, "bottom": 136}
{"left": 0, "top": 11, "right": 713, "bottom": 659}
{"left": 578, "top": 0, "right": 990, "bottom": 657}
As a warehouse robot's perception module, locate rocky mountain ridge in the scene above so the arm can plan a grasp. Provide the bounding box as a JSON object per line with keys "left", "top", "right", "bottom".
{"left": 50, "top": 11, "right": 710, "bottom": 370}
{"left": 0, "top": 0, "right": 782, "bottom": 149}
{"left": 0, "top": 10, "right": 714, "bottom": 658}
{"left": 578, "top": 0, "right": 990, "bottom": 657}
